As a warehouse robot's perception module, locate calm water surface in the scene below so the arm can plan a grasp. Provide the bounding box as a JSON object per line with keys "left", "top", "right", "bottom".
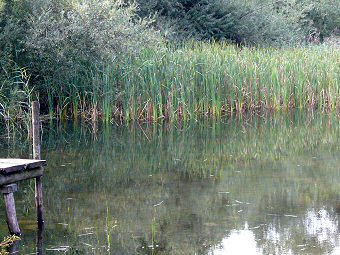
{"left": 1, "top": 113, "right": 340, "bottom": 254}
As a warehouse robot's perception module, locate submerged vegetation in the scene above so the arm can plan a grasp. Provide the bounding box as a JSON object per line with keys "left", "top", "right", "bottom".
{"left": 0, "top": 0, "right": 339, "bottom": 124}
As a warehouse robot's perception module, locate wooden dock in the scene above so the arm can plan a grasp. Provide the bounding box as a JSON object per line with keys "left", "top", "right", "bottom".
{"left": 1, "top": 101, "right": 46, "bottom": 236}
{"left": 0, "top": 159, "right": 46, "bottom": 235}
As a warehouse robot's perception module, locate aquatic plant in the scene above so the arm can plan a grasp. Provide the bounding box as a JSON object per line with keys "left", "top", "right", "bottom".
{"left": 0, "top": 235, "right": 20, "bottom": 255}
{"left": 1, "top": 42, "right": 340, "bottom": 124}
{"left": 45, "top": 43, "right": 339, "bottom": 123}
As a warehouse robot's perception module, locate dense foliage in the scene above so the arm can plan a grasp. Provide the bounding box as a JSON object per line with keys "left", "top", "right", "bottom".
{"left": 0, "top": 0, "right": 339, "bottom": 123}
{"left": 131, "top": 0, "right": 340, "bottom": 44}
{"left": 0, "top": 0, "right": 162, "bottom": 120}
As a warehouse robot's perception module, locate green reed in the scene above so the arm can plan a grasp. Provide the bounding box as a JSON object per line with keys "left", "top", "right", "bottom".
{"left": 39, "top": 42, "right": 340, "bottom": 122}
{"left": 117, "top": 43, "right": 339, "bottom": 121}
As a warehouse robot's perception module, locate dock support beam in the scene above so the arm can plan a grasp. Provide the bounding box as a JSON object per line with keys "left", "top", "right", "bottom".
{"left": 1, "top": 184, "right": 20, "bottom": 235}
{"left": 32, "top": 101, "right": 44, "bottom": 226}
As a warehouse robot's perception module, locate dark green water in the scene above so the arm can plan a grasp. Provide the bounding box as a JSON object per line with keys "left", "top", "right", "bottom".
{"left": 2, "top": 113, "right": 340, "bottom": 254}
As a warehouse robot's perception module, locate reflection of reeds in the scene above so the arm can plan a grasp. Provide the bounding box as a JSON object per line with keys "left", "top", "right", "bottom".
{"left": 106, "top": 205, "right": 111, "bottom": 254}
{"left": 6, "top": 112, "right": 336, "bottom": 191}
{"left": 2, "top": 112, "right": 339, "bottom": 182}
{"left": 3, "top": 113, "right": 340, "bottom": 253}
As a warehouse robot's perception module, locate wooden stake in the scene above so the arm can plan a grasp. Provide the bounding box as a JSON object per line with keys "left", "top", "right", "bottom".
{"left": 36, "top": 222, "right": 44, "bottom": 255}
{"left": 32, "top": 101, "right": 44, "bottom": 226}
{"left": 32, "top": 101, "right": 41, "bottom": 160}
{"left": 1, "top": 184, "right": 20, "bottom": 235}
{"left": 35, "top": 176, "right": 43, "bottom": 227}
{"left": 8, "top": 238, "right": 20, "bottom": 254}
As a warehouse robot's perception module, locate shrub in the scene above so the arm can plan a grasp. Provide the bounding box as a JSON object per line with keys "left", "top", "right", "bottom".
{"left": 25, "top": 0, "right": 162, "bottom": 86}
{"left": 131, "top": 0, "right": 340, "bottom": 45}
{"left": 298, "top": 0, "right": 340, "bottom": 41}
{"left": 0, "top": 0, "right": 163, "bottom": 118}
{"left": 130, "top": 0, "right": 303, "bottom": 45}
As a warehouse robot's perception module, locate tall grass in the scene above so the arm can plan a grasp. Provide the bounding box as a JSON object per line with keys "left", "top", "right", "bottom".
{"left": 0, "top": 65, "right": 35, "bottom": 135}
{"left": 36, "top": 43, "right": 340, "bottom": 122}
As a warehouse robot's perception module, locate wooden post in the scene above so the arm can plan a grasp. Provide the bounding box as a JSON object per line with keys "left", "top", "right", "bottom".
{"left": 32, "top": 101, "right": 44, "bottom": 226}
{"left": 1, "top": 184, "right": 20, "bottom": 235}
{"left": 36, "top": 224, "right": 44, "bottom": 255}
{"left": 8, "top": 238, "right": 20, "bottom": 254}
{"left": 32, "top": 101, "right": 41, "bottom": 159}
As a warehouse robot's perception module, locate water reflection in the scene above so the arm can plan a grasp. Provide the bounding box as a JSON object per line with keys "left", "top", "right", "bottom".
{"left": 305, "top": 208, "right": 338, "bottom": 249}
{"left": 1, "top": 113, "right": 340, "bottom": 254}
{"left": 209, "top": 207, "right": 340, "bottom": 255}
{"left": 209, "top": 226, "right": 262, "bottom": 255}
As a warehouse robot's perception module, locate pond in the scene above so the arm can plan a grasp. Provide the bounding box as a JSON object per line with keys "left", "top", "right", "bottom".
{"left": 1, "top": 112, "right": 340, "bottom": 254}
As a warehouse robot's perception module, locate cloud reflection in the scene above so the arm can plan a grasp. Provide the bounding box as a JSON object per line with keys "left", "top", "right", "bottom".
{"left": 209, "top": 226, "right": 262, "bottom": 255}
{"left": 305, "top": 208, "right": 338, "bottom": 246}
{"left": 209, "top": 208, "right": 340, "bottom": 255}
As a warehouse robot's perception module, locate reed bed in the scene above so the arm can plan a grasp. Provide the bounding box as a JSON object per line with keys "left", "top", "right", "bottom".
{"left": 40, "top": 43, "right": 340, "bottom": 122}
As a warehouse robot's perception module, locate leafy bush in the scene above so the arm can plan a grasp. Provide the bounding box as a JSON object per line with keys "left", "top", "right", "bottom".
{"left": 297, "top": 0, "right": 340, "bottom": 41}
{"left": 0, "top": 0, "right": 163, "bottom": 118}
{"left": 130, "top": 0, "right": 302, "bottom": 44}
{"left": 131, "top": 0, "right": 340, "bottom": 45}
{"left": 25, "top": 0, "right": 161, "bottom": 79}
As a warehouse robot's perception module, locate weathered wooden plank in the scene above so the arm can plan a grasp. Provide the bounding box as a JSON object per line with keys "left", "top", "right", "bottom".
{"left": 0, "top": 168, "right": 43, "bottom": 186}
{"left": 0, "top": 184, "right": 18, "bottom": 194}
{"left": 0, "top": 159, "right": 46, "bottom": 174}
